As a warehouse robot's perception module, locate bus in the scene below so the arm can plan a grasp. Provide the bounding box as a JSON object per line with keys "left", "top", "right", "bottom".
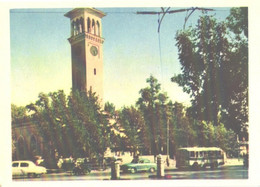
{"left": 176, "top": 147, "right": 226, "bottom": 170}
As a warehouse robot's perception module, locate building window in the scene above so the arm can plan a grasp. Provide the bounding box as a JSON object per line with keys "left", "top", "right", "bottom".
{"left": 30, "top": 135, "right": 37, "bottom": 156}
{"left": 87, "top": 17, "right": 91, "bottom": 33}
{"left": 80, "top": 17, "right": 84, "bottom": 32}
{"left": 94, "top": 68, "right": 96, "bottom": 75}
{"left": 97, "top": 21, "right": 100, "bottom": 36}
{"left": 92, "top": 19, "right": 96, "bottom": 35}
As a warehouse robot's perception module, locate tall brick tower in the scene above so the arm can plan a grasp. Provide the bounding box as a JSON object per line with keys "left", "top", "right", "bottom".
{"left": 65, "top": 8, "right": 105, "bottom": 102}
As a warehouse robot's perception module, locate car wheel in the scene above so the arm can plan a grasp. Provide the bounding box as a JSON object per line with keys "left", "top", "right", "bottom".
{"left": 27, "top": 173, "right": 36, "bottom": 178}
{"left": 149, "top": 167, "right": 155, "bottom": 173}
{"left": 36, "top": 174, "right": 41, "bottom": 178}
{"left": 130, "top": 168, "right": 136, "bottom": 174}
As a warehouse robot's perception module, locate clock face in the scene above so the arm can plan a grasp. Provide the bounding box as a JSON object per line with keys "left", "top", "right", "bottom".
{"left": 90, "top": 46, "right": 98, "bottom": 56}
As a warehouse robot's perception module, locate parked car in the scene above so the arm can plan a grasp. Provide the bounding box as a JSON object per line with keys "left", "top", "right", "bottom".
{"left": 12, "top": 160, "right": 47, "bottom": 178}
{"left": 121, "top": 158, "right": 157, "bottom": 174}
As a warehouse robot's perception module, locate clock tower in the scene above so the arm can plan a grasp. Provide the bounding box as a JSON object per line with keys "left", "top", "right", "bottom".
{"left": 65, "top": 8, "right": 105, "bottom": 102}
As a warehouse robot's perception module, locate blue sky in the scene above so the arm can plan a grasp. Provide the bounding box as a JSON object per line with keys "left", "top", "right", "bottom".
{"left": 10, "top": 7, "right": 231, "bottom": 109}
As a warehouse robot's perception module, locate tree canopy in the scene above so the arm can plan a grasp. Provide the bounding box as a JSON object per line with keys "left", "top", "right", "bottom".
{"left": 171, "top": 7, "right": 248, "bottom": 135}
{"left": 24, "top": 90, "right": 110, "bottom": 161}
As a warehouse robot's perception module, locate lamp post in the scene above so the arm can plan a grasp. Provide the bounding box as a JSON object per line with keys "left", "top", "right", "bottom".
{"left": 167, "top": 118, "right": 169, "bottom": 156}
{"left": 166, "top": 118, "right": 169, "bottom": 167}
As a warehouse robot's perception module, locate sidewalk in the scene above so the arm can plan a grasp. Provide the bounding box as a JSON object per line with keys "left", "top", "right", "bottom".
{"left": 225, "top": 158, "right": 243, "bottom": 166}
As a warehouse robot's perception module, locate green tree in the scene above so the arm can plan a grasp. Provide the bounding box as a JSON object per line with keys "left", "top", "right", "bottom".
{"left": 118, "top": 106, "right": 145, "bottom": 156}
{"left": 104, "top": 102, "right": 116, "bottom": 117}
{"left": 11, "top": 104, "right": 28, "bottom": 123}
{"left": 223, "top": 7, "right": 248, "bottom": 136}
{"left": 227, "top": 7, "right": 248, "bottom": 38}
{"left": 67, "top": 90, "right": 110, "bottom": 158}
{"left": 172, "top": 8, "right": 248, "bottom": 134}
{"left": 136, "top": 75, "right": 172, "bottom": 155}
{"left": 171, "top": 102, "right": 195, "bottom": 151}
{"left": 26, "top": 90, "right": 109, "bottom": 165}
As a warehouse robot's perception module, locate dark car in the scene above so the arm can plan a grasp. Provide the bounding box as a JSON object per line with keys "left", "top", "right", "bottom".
{"left": 121, "top": 158, "right": 157, "bottom": 174}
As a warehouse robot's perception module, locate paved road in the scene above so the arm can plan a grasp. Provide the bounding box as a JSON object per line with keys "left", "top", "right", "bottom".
{"left": 13, "top": 164, "right": 248, "bottom": 181}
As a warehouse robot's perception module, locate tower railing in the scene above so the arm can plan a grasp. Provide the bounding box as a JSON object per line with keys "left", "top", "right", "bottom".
{"left": 68, "top": 31, "right": 104, "bottom": 44}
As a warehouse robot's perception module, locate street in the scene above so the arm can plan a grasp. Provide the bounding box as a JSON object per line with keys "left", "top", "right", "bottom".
{"left": 13, "top": 161, "right": 248, "bottom": 181}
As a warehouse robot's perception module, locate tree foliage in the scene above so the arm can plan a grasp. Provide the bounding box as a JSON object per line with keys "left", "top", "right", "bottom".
{"left": 136, "top": 75, "right": 172, "bottom": 155}
{"left": 227, "top": 7, "right": 248, "bottom": 38}
{"left": 117, "top": 106, "right": 145, "bottom": 156}
{"left": 12, "top": 74, "right": 240, "bottom": 160}
{"left": 26, "top": 90, "right": 109, "bottom": 160}
{"left": 11, "top": 104, "right": 28, "bottom": 123}
{"left": 172, "top": 8, "right": 248, "bottom": 134}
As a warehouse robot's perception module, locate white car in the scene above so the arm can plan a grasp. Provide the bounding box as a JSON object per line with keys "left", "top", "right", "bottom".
{"left": 12, "top": 160, "right": 47, "bottom": 178}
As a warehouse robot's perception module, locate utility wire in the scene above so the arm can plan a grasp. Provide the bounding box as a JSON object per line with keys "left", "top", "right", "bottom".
{"left": 157, "top": 13, "right": 164, "bottom": 83}
{"left": 137, "top": 7, "right": 216, "bottom": 87}
{"left": 10, "top": 8, "right": 229, "bottom": 14}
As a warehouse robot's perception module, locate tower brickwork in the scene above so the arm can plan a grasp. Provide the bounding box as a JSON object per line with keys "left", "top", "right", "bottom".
{"left": 65, "top": 8, "right": 105, "bottom": 102}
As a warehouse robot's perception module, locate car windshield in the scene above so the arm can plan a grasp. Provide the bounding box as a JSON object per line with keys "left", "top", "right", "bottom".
{"left": 12, "top": 163, "right": 19, "bottom": 167}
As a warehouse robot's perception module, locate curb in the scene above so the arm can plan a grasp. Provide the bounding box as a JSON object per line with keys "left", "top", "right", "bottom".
{"left": 149, "top": 174, "right": 173, "bottom": 179}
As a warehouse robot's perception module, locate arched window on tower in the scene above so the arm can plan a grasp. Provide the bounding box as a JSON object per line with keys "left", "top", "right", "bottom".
{"left": 72, "top": 21, "right": 76, "bottom": 36}
{"left": 76, "top": 19, "right": 80, "bottom": 35}
{"left": 80, "top": 17, "right": 84, "bottom": 32}
{"left": 92, "top": 19, "right": 96, "bottom": 35}
{"left": 96, "top": 21, "right": 100, "bottom": 36}
{"left": 87, "top": 17, "right": 91, "bottom": 33}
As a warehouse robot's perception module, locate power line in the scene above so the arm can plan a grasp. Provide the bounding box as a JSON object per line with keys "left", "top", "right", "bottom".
{"left": 137, "top": 7, "right": 215, "bottom": 32}
{"left": 10, "top": 11, "right": 137, "bottom": 14}
{"left": 137, "top": 7, "right": 216, "bottom": 87}
{"left": 10, "top": 8, "right": 229, "bottom": 15}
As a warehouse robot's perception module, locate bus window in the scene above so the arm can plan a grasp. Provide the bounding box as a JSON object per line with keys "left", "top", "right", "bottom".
{"left": 217, "top": 151, "right": 221, "bottom": 158}
{"left": 199, "top": 151, "right": 203, "bottom": 157}
{"left": 190, "top": 151, "right": 195, "bottom": 158}
{"left": 196, "top": 151, "right": 199, "bottom": 158}
{"left": 209, "top": 151, "right": 214, "bottom": 158}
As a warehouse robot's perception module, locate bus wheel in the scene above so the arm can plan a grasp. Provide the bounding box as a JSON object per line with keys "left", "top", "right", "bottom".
{"left": 211, "top": 162, "right": 218, "bottom": 169}
{"left": 192, "top": 162, "right": 199, "bottom": 170}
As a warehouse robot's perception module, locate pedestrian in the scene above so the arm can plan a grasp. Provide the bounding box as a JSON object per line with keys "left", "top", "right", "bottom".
{"left": 69, "top": 155, "right": 73, "bottom": 163}
{"left": 57, "top": 156, "right": 64, "bottom": 169}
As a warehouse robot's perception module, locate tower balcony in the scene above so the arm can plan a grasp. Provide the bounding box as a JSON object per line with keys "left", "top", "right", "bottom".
{"left": 68, "top": 31, "right": 105, "bottom": 45}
